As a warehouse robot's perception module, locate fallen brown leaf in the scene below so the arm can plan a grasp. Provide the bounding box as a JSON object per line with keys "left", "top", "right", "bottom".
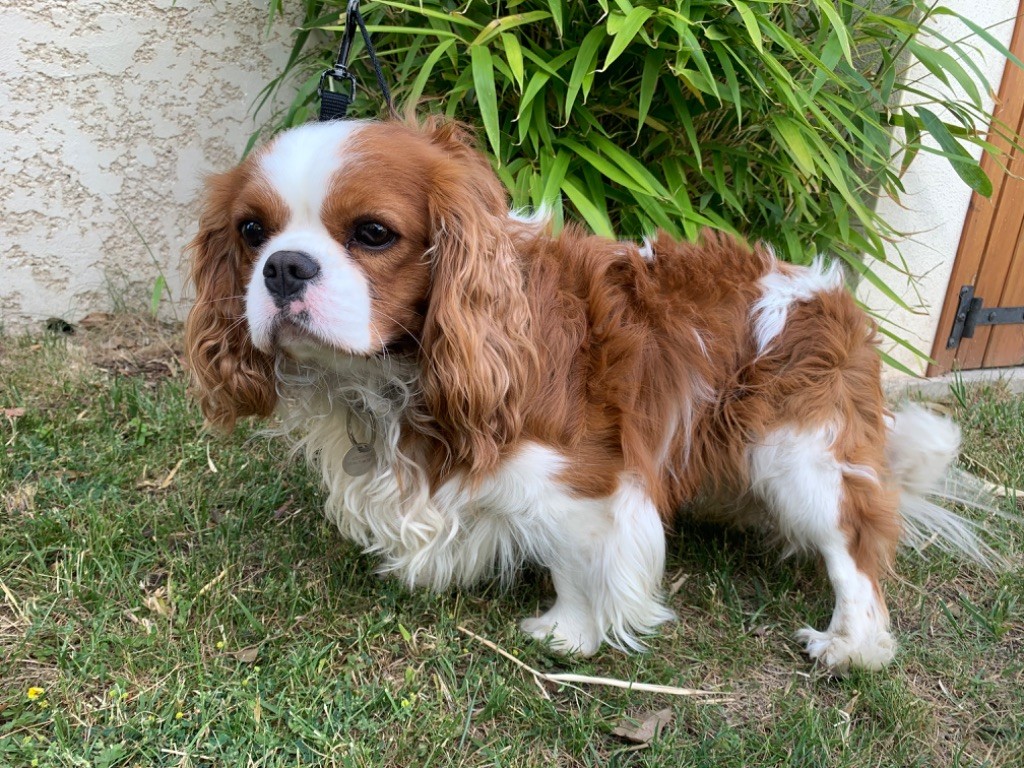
{"left": 228, "top": 646, "right": 259, "bottom": 664}
{"left": 667, "top": 571, "right": 689, "bottom": 596}
{"left": 611, "top": 708, "right": 673, "bottom": 746}
{"left": 158, "top": 459, "right": 184, "bottom": 490}
{"left": 273, "top": 500, "right": 295, "bottom": 520}
{"left": 136, "top": 460, "right": 183, "bottom": 492}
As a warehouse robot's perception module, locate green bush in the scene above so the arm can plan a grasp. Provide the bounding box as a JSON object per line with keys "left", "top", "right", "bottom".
{"left": 259, "top": 1, "right": 1018, "bottom": 360}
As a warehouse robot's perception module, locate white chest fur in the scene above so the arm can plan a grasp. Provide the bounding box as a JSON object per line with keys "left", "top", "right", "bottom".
{"left": 274, "top": 358, "right": 672, "bottom": 654}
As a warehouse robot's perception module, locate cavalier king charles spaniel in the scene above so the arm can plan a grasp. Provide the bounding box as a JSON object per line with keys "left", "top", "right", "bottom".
{"left": 186, "top": 117, "right": 993, "bottom": 671}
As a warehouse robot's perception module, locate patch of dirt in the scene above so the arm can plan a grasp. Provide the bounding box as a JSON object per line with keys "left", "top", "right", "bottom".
{"left": 73, "top": 311, "right": 185, "bottom": 385}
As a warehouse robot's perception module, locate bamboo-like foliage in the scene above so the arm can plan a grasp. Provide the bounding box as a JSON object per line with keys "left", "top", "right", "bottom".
{"left": 258, "top": 0, "right": 1019, "bottom": 359}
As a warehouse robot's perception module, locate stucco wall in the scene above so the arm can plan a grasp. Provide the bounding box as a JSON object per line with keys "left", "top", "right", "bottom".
{"left": 0, "top": 0, "right": 299, "bottom": 330}
{"left": 859, "top": 0, "right": 1018, "bottom": 378}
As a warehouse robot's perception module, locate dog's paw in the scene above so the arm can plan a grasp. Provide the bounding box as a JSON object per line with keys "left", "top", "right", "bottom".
{"left": 796, "top": 626, "right": 896, "bottom": 672}
{"left": 520, "top": 612, "right": 602, "bottom": 657}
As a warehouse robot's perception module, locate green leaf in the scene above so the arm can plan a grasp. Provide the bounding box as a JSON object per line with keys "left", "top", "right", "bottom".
{"left": 540, "top": 150, "right": 571, "bottom": 207}
{"left": 631, "top": 191, "right": 681, "bottom": 239}
{"left": 907, "top": 39, "right": 982, "bottom": 108}
{"left": 363, "top": 25, "right": 461, "bottom": 41}
{"left": 471, "top": 10, "right": 551, "bottom": 47}
{"left": 772, "top": 116, "right": 816, "bottom": 178}
{"left": 560, "top": 138, "right": 652, "bottom": 194}
{"left": 709, "top": 41, "right": 742, "bottom": 123}
{"left": 602, "top": 6, "right": 654, "bottom": 71}
{"left": 916, "top": 106, "right": 993, "bottom": 197}
{"left": 565, "top": 27, "right": 606, "bottom": 120}
{"left": 517, "top": 70, "right": 551, "bottom": 120}
{"left": 501, "top": 34, "right": 524, "bottom": 91}
{"left": 809, "top": 31, "right": 844, "bottom": 97}
{"left": 521, "top": 45, "right": 579, "bottom": 78}
{"left": 587, "top": 133, "right": 670, "bottom": 197}
{"left": 547, "top": 0, "right": 564, "bottom": 37}
{"left": 877, "top": 348, "right": 922, "bottom": 378}
{"left": 470, "top": 45, "right": 501, "bottom": 160}
{"left": 407, "top": 39, "right": 457, "bottom": 106}
{"left": 732, "top": 1, "right": 762, "bottom": 53}
{"left": 561, "top": 176, "right": 615, "bottom": 237}
{"left": 809, "top": 0, "right": 852, "bottom": 64}
{"left": 899, "top": 109, "right": 922, "bottom": 177}
{"left": 637, "top": 51, "right": 663, "bottom": 138}
{"left": 373, "top": 1, "right": 483, "bottom": 28}
{"left": 150, "top": 275, "right": 166, "bottom": 317}
{"left": 662, "top": 79, "right": 702, "bottom": 168}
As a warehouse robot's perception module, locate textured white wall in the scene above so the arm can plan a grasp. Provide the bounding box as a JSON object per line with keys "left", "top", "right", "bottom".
{"left": 0, "top": 0, "right": 299, "bottom": 330}
{"left": 860, "top": 0, "right": 1018, "bottom": 378}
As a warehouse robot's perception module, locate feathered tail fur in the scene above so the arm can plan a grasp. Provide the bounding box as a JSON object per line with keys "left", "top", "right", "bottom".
{"left": 887, "top": 403, "right": 1005, "bottom": 567}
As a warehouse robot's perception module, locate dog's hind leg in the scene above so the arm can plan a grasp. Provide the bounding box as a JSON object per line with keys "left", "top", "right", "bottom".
{"left": 749, "top": 423, "right": 901, "bottom": 671}
{"left": 519, "top": 477, "right": 675, "bottom": 656}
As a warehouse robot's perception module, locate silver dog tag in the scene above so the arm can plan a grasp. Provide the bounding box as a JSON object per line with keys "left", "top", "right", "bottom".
{"left": 343, "top": 443, "right": 377, "bottom": 476}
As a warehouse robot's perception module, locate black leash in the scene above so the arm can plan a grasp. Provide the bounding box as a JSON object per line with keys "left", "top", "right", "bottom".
{"left": 319, "top": 0, "right": 393, "bottom": 121}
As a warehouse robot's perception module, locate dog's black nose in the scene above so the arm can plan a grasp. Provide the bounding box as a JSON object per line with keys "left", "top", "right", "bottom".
{"left": 263, "top": 250, "right": 320, "bottom": 302}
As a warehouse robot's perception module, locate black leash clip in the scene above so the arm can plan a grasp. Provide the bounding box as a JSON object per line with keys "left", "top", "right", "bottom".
{"left": 319, "top": 67, "right": 357, "bottom": 122}
{"left": 319, "top": 0, "right": 392, "bottom": 122}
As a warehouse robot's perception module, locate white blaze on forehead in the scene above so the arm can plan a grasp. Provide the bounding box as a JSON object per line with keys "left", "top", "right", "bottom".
{"left": 245, "top": 120, "right": 376, "bottom": 355}
{"left": 259, "top": 120, "right": 370, "bottom": 225}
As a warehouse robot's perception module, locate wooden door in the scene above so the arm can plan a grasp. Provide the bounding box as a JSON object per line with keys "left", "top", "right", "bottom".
{"left": 929, "top": 9, "right": 1024, "bottom": 375}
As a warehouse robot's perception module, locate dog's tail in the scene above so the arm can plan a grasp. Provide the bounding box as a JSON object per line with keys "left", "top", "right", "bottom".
{"left": 887, "top": 403, "right": 1005, "bottom": 567}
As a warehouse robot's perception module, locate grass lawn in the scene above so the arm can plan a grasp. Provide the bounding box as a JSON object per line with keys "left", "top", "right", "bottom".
{"left": 2, "top": 315, "right": 1022, "bottom": 767}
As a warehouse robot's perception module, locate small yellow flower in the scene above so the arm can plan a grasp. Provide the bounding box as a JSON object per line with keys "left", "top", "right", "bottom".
{"left": 175, "top": 711, "right": 184, "bottom": 720}
{"left": 216, "top": 641, "right": 225, "bottom": 649}
{"left": 26, "top": 687, "right": 44, "bottom": 701}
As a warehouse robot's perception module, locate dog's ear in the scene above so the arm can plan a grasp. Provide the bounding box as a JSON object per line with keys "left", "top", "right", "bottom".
{"left": 419, "top": 121, "right": 536, "bottom": 475}
{"left": 184, "top": 168, "right": 277, "bottom": 430}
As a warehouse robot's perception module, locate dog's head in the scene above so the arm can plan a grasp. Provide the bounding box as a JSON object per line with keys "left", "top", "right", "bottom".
{"left": 185, "top": 118, "right": 533, "bottom": 470}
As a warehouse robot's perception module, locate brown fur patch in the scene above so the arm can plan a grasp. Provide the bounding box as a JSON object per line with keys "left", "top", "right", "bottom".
{"left": 184, "top": 163, "right": 286, "bottom": 429}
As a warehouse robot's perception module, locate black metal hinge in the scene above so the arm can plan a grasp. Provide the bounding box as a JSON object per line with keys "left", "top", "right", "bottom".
{"left": 946, "top": 284, "right": 1024, "bottom": 350}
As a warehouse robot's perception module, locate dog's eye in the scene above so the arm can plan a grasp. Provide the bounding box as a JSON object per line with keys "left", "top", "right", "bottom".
{"left": 352, "top": 221, "right": 396, "bottom": 250}
{"left": 239, "top": 220, "right": 267, "bottom": 249}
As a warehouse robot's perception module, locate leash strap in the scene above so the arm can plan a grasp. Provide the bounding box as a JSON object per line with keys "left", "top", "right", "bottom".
{"left": 319, "top": 0, "right": 393, "bottom": 121}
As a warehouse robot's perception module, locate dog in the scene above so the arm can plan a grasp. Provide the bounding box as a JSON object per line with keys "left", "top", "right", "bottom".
{"left": 185, "top": 117, "right": 993, "bottom": 670}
